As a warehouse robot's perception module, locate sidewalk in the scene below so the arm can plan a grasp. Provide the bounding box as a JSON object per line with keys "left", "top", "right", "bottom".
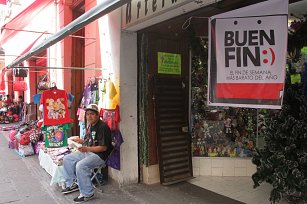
{"left": 0, "top": 126, "right": 244, "bottom": 204}
{"left": 188, "top": 176, "right": 289, "bottom": 204}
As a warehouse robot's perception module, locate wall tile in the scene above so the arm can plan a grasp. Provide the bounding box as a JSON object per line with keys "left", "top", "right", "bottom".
{"left": 212, "top": 167, "right": 223, "bottom": 176}
{"left": 192, "top": 157, "right": 200, "bottom": 168}
{"left": 200, "top": 157, "right": 211, "bottom": 176}
{"left": 223, "top": 159, "right": 235, "bottom": 176}
{"left": 235, "top": 167, "right": 247, "bottom": 176}
{"left": 235, "top": 158, "right": 247, "bottom": 167}
{"left": 211, "top": 158, "right": 223, "bottom": 167}
{"left": 193, "top": 167, "right": 200, "bottom": 176}
{"left": 246, "top": 164, "right": 257, "bottom": 176}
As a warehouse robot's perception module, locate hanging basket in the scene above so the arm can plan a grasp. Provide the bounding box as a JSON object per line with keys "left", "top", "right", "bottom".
{"left": 37, "top": 75, "right": 50, "bottom": 90}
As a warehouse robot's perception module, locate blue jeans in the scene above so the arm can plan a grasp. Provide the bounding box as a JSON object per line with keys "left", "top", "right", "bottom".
{"left": 63, "top": 151, "right": 104, "bottom": 197}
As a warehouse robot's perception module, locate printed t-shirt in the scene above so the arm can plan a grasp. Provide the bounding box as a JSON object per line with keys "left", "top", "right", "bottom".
{"left": 34, "top": 93, "right": 74, "bottom": 105}
{"left": 106, "top": 130, "right": 124, "bottom": 170}
{"left": 80, "top": 84, "right": 91, "bottom": 108}
{"left": 99, "top": 105, "right": 120, "bottom": 130}
{"left": 42, "top": 123, "right": 72, "bottom": 148}
{"left": 40, "top": 89, "right": 73, "bottom": 125}
{"left": 77, "top": 107, "right": 85, "bottom": 122}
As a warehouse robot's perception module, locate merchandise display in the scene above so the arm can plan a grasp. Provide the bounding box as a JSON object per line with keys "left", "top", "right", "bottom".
{"left": 78, "top": 77, "right": 119, "bottom": 135}
{"left": 6, "top": 120, "right": 43, "bottom": 157}
{"left": 3, "top": 75, "right": 122, "bottom": 186}
{"left": 191, "top": 102, "right": 258, "bottom": 157}
{"left": 190, "top": 53, "right": 307, "bottom": 158}
{"left": 38, "top": 87, "right": 73, "bottom": 148}
{"left": 79, "top": 78, "right": 104, "bottom": 108}
{"left": 190, "top": 39, "right": 259, "bottom": 158}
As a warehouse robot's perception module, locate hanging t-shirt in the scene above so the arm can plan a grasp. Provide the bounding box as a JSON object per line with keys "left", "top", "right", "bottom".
{"left": 77, "top": 107, "right": 86, "bottom": 122}
{"left": 80, "top": 84, "right": 92, "bottom": 108}
{"left": 98, "top": 79, "right": 105, "bottom": 107}
{"left": 42, "top": 123, "right": 72, "bottom": 148}
{"left": 99, "top": 105, "right": 120, "bottom": 130}
{"left": 33, "top": 93, "right": 74, "bottom": 105}
{"left": 106, "top": 130, "right": 124, "bottom": 170}
{"left": 33, "top": 94, "right": 42, "bottom": 104}
{"left": 40, "top": 89, "right": 73, "bottom": 125}
{"left": 90, "top": 81, "right": 99, "bottom": 104}
{"left": 102, "top": 80, "right": 118, "bottom": 109}
{"left": 107, "top": 80, "right": 117, "bottom": 99}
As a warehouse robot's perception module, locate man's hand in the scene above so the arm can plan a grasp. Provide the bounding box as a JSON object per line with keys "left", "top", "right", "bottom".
{"left": 78, "top": 146, "right": 88, "bottom": 152}
{"left": 72, "top": 137, "right": 84, "bottom": 144}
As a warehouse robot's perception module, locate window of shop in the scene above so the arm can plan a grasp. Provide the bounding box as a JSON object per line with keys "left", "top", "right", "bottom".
{"left": 190, "top": 36, "right": 275, "bottom": 158}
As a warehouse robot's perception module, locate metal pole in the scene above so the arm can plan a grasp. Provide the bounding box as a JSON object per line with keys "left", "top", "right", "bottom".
{"left": 256, "top": 108, "right": 259, "bottom": 148}
{"left": 2, "top": 27, "right": 96, "bottom": 40}
{"left": 0, "top": 54, "right": 56, "bottom": 59}
{"left": 6, "top": 0, "right": 129, "bottom": 69}
{"left": 29, "top": 71, "right": 49, "bottom": 73}
{"left": 13, "top": 65, "right": 102, "bottom": 71}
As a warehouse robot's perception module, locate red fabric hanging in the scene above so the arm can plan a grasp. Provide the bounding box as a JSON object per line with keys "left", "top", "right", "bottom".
{"left": 0, "top": 68, "right": 6, "bottom": 90}
{"left": 0, "top": 0, "right": 53, "bottom": 45}
{"left": 0, "top": 0, "right": 6, "bottom": 5}
{"left": 13, "top": 81, "right": 27, "bottom": 91}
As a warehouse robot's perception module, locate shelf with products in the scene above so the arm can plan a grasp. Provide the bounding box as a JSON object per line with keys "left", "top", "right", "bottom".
{"left": 191, "top": 73, "right": 259, "bottom": 158}
{"left": 189, "top": 32, "right": 271, "bottom": 158}
{"left": 191, "top": 99, "right": 258, "bottom": 158}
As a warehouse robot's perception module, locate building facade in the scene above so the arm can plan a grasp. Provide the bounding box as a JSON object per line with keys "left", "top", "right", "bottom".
{"left": 0, "top": 0, "right": 302, "bottom": 186}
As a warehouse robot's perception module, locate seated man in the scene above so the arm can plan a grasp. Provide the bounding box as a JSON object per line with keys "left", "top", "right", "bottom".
{"left": 62, "top": 104, "right": 113, "bottom": 203}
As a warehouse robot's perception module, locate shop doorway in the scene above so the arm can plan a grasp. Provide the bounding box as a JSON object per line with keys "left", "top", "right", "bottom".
{"left": 154, "top": 75, "right": 193, "bottom": 185}
{"left": 140, "top": 31, "right": 192, "bottom": 185}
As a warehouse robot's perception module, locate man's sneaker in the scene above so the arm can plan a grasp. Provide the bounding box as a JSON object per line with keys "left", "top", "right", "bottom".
{"left": 73, "top": 194, "right": 94, "bottom": 203}
{"left": 61, "top": 183, "right": 79, "bottom": 194}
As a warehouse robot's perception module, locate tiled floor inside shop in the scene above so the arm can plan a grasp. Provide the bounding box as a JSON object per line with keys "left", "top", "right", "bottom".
{"left": 188, "top": 176, "right": 288, "bottom": 204}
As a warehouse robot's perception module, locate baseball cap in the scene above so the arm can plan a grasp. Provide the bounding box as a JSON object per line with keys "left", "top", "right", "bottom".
{"left": 85, "top": 104, "right": 99, "bottom": 113}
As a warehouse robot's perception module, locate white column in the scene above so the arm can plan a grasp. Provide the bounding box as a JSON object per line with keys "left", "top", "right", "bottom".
{"left": 106, "top": 7, "right": 138, "bottom": 184}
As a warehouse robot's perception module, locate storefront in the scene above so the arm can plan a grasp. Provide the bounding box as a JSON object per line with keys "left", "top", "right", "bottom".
{"left": 1, "top": 0, "right": 139, "bottom": 185}
{"left": 121, "top": 0, "right": 301, "bottom": 185}
{"left": 1, "top": 0, "right": 304, "bottom": 188}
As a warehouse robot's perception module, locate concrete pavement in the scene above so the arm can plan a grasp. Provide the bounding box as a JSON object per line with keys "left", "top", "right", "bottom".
{"left": 0, "top": 127, "right": 244, "bottom": 204}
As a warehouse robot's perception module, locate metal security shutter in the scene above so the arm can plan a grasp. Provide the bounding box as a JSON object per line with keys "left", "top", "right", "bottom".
{"left": 154, "top": 76, "right": 193, "bottom": 185}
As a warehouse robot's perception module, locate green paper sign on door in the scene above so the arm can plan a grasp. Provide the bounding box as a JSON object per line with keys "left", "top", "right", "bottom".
{"left": 158, "top": 52, "right": 181, "bottom": 75}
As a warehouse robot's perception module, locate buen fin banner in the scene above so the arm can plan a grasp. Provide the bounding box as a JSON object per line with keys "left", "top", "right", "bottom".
{"left": 208, "top": 0, "right": 288, "bottom": 109}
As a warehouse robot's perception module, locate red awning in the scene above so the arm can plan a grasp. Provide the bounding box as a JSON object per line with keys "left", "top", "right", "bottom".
{"left": 0, "top": 0, "right": 53, "bottom": 46}
{"left": 1, "top": 32, "right": 46, "bottom": 90}
{"left": 16, "top": 32, "right": 45, "bottom": 60}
